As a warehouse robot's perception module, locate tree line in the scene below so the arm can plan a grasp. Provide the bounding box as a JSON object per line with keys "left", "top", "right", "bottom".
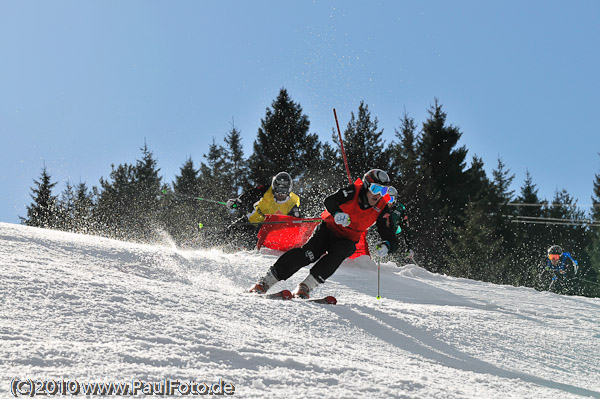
{"left": 22, "top": 88, "right": 600, "bottom": 297}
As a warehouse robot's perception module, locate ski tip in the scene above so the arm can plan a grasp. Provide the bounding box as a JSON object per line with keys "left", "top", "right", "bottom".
{"left": 281, "top": 290, "right": 293, "bottom": 300}
{"left": 325, "top": 296, "right": 337, "bottom": 305}
{"left": 264, "top": 289, "right": 293, "bottom": 300}
{"left": 310, "top": 295, "right": 337, "bottom": 304}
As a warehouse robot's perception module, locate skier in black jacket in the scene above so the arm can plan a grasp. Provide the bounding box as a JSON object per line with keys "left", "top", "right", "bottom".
{"left": 249, "top": 169, "right": 399, "bottom": 299}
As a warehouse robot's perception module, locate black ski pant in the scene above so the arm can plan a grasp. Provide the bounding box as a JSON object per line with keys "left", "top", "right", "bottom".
{"left": 270, "top": 222, "right": 356, "bottom": 283}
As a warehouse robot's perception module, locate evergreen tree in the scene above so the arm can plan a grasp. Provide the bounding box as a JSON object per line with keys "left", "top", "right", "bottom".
{"left": 72, "top": 182, "right": 94, "bottom": 234}
{"left": 296, "top": 141, "right": 345, "bottom": 217}
{"left": 95, "top": 162, "right": 137, "bottom": 239}
{"left": 490, "top": 158, "right": 516, "bottom": 227}
{"left": 446, "top": 200, "right": 507, "bottom": 282}
{"left": 592, "top": 157, "right": 600, "bottom": 226}
{"left": 413, "top": 99, "right": 469, "bottom": 272}
{"left": 224, "top": 122, "right": 248, "bottom": 197}
{"left": 385, "top": 112, "right": 424, "bottom": 265}
{"left": 94, "top": 143, "right": 163, "bottom": 242}
{"left": 166, "top": 158, "right": 202, "bottom": 247}
{"left": 389, "top": 112, "right": 419, "bottom": 201}
{"left": 199, "top": 139, "right": 230, "bottom": 202}
{"left": 57, "top": 181, "right": 76, "bottom": 231}
{"left": 584, "top": 162, "right": 600, "bottom": 297}
{"left": 464, "top": 156, "right": 491, "bottom": 203}
{"left": 197, "top": 139, "right": 232, "bottom": 243}
{"left": 543, "top": 190, "right": 590, "bottom": 295}
{"left": 488, "top": 158, "right": 517, "bottom": 284}
{"left": 544, "top": 190, "right": 587, "bottom": 249}
{"left": 247, "top": 88, "right": 320, "bottom": 186}
{"left": 135, "top": 142, "right": 162, "bottom": 202}
{"left": 131, "top": 142, "right": 163, "bottom": 241}
{"left": 446, "top": 156, "right": 509, "bottom": 283}
{"left": 173, "top": 157, "right": 200, "bottom": 197}
{"left": 386, "top": 113, "right": 419, "bottom": 221}
{"left": 418, "top": 99, "right": 469, "bottom": 222}
{"left": 513, "top": 171, "right": 548, "bottom": 290}
{"left": 22, "top": 166, "right": 59, "bottom": 228}
{"left": 342, "top": 101, "right": 388, "bottom": 180}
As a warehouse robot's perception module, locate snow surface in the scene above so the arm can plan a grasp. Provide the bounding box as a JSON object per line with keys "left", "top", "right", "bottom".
{"left": 1, "top": 222, "right": 599, "bottom": 398}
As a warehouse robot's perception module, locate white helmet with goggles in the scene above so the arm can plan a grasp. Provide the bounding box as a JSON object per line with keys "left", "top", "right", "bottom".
{"left": 363, "top": 169, "right": 391, "bottom": 197}
{"left": 272, "top": 172, "right": 292, "bottom": 195}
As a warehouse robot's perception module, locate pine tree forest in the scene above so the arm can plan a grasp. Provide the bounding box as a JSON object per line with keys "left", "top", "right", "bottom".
{"left": 22, "top": 88, "right": 600, "bottom": 298}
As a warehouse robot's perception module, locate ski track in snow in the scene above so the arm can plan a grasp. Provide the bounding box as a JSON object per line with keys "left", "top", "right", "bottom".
{"left": 1, "top": 222, "right": 599, "bottom": 398}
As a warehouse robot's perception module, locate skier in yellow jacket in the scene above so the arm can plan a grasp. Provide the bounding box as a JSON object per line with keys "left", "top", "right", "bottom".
{"left": 225, "top": 172, "right": 301, "bottom": 249}
{"left": 248, "top": 172, "right": 300, "bottom": 223}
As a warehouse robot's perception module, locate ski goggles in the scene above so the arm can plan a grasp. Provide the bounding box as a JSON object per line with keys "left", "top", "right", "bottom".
{"left": 368, "top": 183, "right": 389, "bottom": 197}
{"left": 368, "top": 183, "right": 395, "bottom": 203}
{"left": 548, "top": 254, "right": 561, "bottom": 261}
{"left": 272, "top": 183, "right": 290, "bottom": 194}
{"left": 273, "top": 186, "right": 288, "bottom": 195}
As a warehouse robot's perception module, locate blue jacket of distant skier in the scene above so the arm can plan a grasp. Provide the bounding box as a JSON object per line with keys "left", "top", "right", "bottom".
{"left": 545, "top": 252, "right": 578, "bottom": 274}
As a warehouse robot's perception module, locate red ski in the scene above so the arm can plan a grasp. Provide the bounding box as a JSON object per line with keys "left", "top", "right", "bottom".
{"left": 265, "top": 289, "right": 293, "bottom": 300}
{"left": 307, "top": 296, "right": 337, "bottom": 305}
{"left": 258, "top": 290, "right": 337, "bottom": 304}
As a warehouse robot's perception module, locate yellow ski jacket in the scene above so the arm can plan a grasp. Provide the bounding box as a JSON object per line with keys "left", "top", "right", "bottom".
{"left": 248, "top": 187, "right": 300, "bottom": 223}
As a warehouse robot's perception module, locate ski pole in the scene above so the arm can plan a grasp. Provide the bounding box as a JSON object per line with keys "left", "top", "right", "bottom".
{"left": 581, "top": 278, "right": 600, "bottom": 287}
{"left": 377, "top": 257, "right": 381, "bottom": 299}
{"left": 161, "top": 190, "right": 237, "bottom": 208}
{"left": 224, "top": 218, "right": 322, "bottom": 229}
{"left": 333, "top": 108, "right": 353, "bottom": 185}
{"left": 195, "top": 197, "right": 232, "bottom": 207}
{"left": 198, "top": 218, "right": 323, "bottom": 230}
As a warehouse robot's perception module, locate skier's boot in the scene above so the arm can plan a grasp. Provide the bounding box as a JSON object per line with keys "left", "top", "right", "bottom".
{"left": 249, "top": 269, "right": 279, "bottom": 294}
{"left": 293, "top": 274, "right": 320, "bottom": 299}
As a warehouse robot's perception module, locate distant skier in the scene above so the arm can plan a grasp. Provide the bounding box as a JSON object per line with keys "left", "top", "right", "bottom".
{"left": 225, "top": 172, "right": 301, "bottom": 249}
{"left": 543, "top": 244, "right": 578, "bottom": 290}
{"left": 385, "top": 186, "right": 414, "bottom": 262}
{"left": 249, "top": 169, "right": 400, "bottom": 299}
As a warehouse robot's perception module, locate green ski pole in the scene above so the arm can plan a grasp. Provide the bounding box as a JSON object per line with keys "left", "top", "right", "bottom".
{"left": 195, "top": 197, "right": 233, "bottom": 207}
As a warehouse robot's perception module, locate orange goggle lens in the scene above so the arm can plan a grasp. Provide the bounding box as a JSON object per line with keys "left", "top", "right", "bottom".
{"left": 548, "top": 254, "right": 560, "bottom": 260}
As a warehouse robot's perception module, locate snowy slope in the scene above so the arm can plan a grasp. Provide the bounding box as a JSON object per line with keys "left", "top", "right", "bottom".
{"left": 1, "top": 222, "right": 599, "bottom": 398}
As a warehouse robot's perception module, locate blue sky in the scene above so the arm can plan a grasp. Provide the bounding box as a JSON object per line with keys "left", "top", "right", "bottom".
{"left": 1, "top": 1, "right": 599, "bottom": 224}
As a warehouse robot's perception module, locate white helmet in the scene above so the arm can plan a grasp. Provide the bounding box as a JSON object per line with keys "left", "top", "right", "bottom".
{"left": 272, "top": 172, "right": 292, "bottom": 194}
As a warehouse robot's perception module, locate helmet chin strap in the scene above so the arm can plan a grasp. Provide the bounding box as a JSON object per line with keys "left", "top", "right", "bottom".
{"left": 274, "top": 193, "right": 289, "bottom": 203}
{"left": 358, "top": 188, "right": 371, "bottom": 208}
